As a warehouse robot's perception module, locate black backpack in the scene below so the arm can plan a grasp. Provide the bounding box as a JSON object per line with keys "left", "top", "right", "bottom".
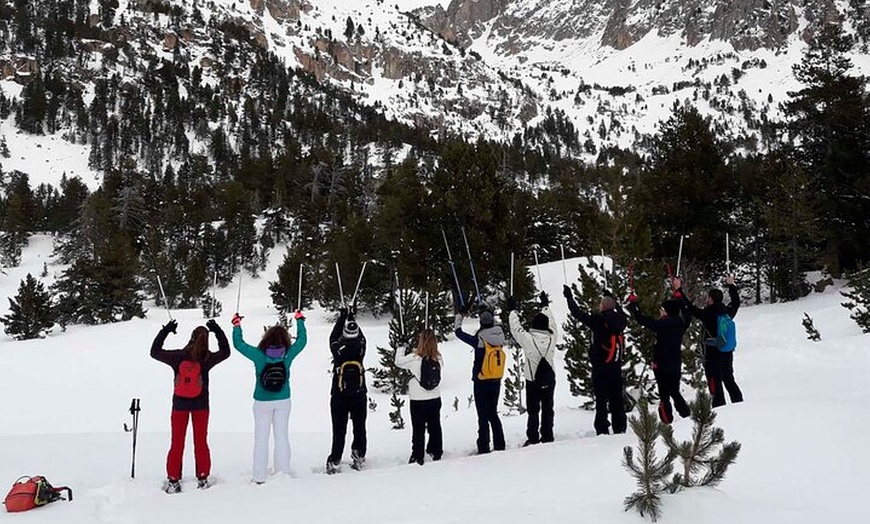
{"left": 337, "top": 361, "right": 364, "bottom": 395}
{"left": 531, "top": 338, "right": 556, "bottom": 388}
{"left": 260, "top": 362, "right": 287, "bottom": 392}
{"left": 419, "top": 357, "right": 441, "bottom": 391}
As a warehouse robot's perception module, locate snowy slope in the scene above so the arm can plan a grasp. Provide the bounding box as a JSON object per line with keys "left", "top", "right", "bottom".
{"left": 0, "top": 236, "right": 868, "bottom": 522}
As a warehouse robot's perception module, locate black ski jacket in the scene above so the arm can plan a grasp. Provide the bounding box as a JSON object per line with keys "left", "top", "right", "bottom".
{"left": 627, "top": 302, "right": 691, "bottom": 372}
{"left": 329, "top": 312, "right": 367, "bottom": 395}
{"left": 151, "top": 324, "right": 230, "bottom": 411}
{"left": 565, "top": 295, "right": 627, "bottom": 369}
{"left": 676, "top": 284, "right": 739, "bottom": 347}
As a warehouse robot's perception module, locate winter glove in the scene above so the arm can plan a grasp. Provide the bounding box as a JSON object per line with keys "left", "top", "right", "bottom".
{"left": 205, "top": 319, "right": 219, "bottom": 332}
{"left": 672, "top": 289, "right": 684, "bottom": 300}
{"left": 350, "top": 299, "right": 358, "bottom": 316}
{"left": 294, "top": 310, "right": 305, "bottom": 321}
{"left": 338, "top": 307, "right": 348, "bottom": 318}
{"left": 672, "top": 277, "right": 682, "bottom": 290}
{"left": 505, "top": 296, "right": 518, "bottom": 312}
{"left": 562, "top": 285, "right": 572, "bottom": 299}
{"left": 231, "top": 313, "right": 243, "bottom": 327}
{"left": 162, "top": 319, "right": 178, "bottom": 335}
{"left": 539, "top": 291, "right": 550, "bottom": 307}
{"left": 725, "top": 275, "right": 735, "bottom": 286}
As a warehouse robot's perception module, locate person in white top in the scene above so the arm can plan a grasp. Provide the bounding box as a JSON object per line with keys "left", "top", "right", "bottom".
{"left": 507, "top": 292, "right": 560, "bottom": 446}
{"left": 394, "top": 329, "right": 443, "bottom": 465}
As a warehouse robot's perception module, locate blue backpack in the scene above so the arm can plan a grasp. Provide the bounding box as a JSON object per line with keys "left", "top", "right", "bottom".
{"left": 717, "top": 314, "right": 737, "bottom": 352}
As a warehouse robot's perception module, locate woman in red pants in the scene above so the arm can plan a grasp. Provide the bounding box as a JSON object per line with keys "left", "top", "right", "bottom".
{"left": 151, "top": 318, "right": 230, "bottom": 493}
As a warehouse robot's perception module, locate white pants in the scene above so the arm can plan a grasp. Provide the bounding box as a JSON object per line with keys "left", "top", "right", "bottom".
{"left": 252, "top": 398, "right": 292, "bottom": 482}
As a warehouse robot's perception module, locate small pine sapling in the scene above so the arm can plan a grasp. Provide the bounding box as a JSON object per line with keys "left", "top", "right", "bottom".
{"left": 622, "top": 399, "right": 675, "bottom": 522}
{"left": 802, "top": 313, "right": 821, "bottom": 341}
{"left": 841, "top": 268, "right": 870, "bottom": 333}
{"left": 661, "top": 391, "right": 741, "bottom": 490}
{"left": 368, "top": 398, "right": 378, "bottom": 412}
{"left": 502, "top": 343, "right": 526, "bottom": 415}
{"left": 388, "top": 391, "right": 405, "bottom": 429}
{"left": 453, "top": 396, "right": 459, "bottom": 412}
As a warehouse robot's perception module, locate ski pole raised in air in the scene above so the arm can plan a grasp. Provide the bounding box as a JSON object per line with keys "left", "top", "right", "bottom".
{"left": 350, "top": 261, "right": 368, "bottom": 306}
{"left": 335, "top": 262, "right": 346, "bottom": 308}
{"left": 676, "top": 234, "right": 685, "bottom": 277}
{"left": 532, "top": 246, "right": 543, "bottom": 291}
{"left": 297, "top": 263, "right": 304, "bottom": 311}
{"left": 395, "top": 272, "right": 405, "bottom": 336}
{"left": 560, "top": 244, "right": 568, "bottom": 285}
{"left": 510, "top": 252, "right": 515, "bottom": 296}
{"left": 210, "top": 271, "right": 217, "bottom": 319}
{"left": 442, "top": 229, "right": 465, "bottom": 309}
{"left": 461, "top": 226, "right": 483, "bottom": 306}
{"left": 156, "top": 275, "right": 172, "bottom": 321}
{"left": 424, "top": 291, "right": 429, "bottom": 330}
{"left": 726, "top": 233, "right": 731, "bottom": 275}
{"left": 235, "top": 272, "right": 243, "bottom": 314}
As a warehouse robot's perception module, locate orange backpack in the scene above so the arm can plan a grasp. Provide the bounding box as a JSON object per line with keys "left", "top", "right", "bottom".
{"left": 3, "top": 476, "right": 72, "bottom": 513}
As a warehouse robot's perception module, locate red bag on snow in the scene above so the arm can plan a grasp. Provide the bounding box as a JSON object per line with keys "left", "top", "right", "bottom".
{"left": 3, "top": 476, "right": 73, "bottom": 513}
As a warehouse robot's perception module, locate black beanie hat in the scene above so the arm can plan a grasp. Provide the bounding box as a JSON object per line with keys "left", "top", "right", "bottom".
{"left": 531, "top": 312, "right": 549, "bottom": 331}
{"left": 661, "top": 299, "right": 682, "bottom": 317}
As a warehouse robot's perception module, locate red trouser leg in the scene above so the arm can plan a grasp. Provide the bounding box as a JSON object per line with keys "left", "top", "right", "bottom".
{"left": 190, "top": 410, "right": 211, "bottom": 479}
{"left": 167, "top": 410, "right": 190, "bottom": 480}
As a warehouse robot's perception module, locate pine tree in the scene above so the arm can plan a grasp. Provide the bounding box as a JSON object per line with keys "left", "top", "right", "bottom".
{"left": 1, "top": 274, "right": 57, "bottom": 340}
{"left": 841, "top": 268, "right": 870, "bottom": 333}
{"left": 802, "top": 313, "right": 821, "bottom": 341}
{"left": 622, "top": 399, "right": 675, "bottom": 522}
{"left": 661, "top": 391, "right": 741, "bottom": 489}
{"left": 502, "top": 344, "right": 526, "bottom": 415}
{"left": 388, "top": 392, "right": 406, "bottom": 430}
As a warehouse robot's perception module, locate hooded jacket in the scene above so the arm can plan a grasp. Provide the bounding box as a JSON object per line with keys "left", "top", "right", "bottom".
{"left": 151, "top": 324, "right": 231, "bottom": 411}
{"left": 627, "top": 302, "right": 691, "bottom": 371}
{"left": 233, "top": 321, "right": 307, "bottom": 401}
{"left": 329, "top": 311, "right": 367, "bottom": 394}
{"left": 564, "top": 295, "right": 628, "bottom": 368}
{"left": 677, "top": 284, "right": 739, "bottom": 347}
{"left": 394, "top": 349, "right": 443, "bottom": 401}
{"left": 455, "top": 314, "right": 506, "bottom": 382}
{"left": 508, "top": 307, "right": 560, "bottom": 381}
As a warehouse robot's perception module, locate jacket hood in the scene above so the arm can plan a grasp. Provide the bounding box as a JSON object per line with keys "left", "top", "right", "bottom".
{"left": 478, "top": 325, "right": 506, "bottom": 346}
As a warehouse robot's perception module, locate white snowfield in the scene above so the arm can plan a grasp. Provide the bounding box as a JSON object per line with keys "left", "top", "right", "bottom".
{"left": 0, "top": 235, "right": 867, "bottom": 523}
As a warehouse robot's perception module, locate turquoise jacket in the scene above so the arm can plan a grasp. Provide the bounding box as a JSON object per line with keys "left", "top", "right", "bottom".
{"left": 233, "top": 320, "right": 307, "bottom": 401}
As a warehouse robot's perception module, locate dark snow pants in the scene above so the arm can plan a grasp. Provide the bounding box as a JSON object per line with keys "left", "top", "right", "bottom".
{"left": 704, "top": 345, "right": 743, "bottom": 408}
{"left": 409, "top": 398, "right": 443, "bottom": 463}
{"left": 473, "top": 380, "right": 505, "bottom": 453}
{"left": 328, "top": 392, "right": 367, "bottom": 463}
{"left": 591, "top": 364, "right": 626, "bottom": 435}
{"left": 654, "top": 367, "right": 690, "bottom": 423}
{"left": 525, "top": 380, "right": 555, "bottom": 443}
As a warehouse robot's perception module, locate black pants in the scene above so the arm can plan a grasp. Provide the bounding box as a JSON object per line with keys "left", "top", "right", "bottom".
{"left": 328, "top": 393, "right": 367, "bottom": 463}
{"left": 591, "top": 365, "right": 626, "bottom": 435}
{"left": 473, "top": 381, "right": 505, "bottom": 453}
{"left": 525, "top": 380, "right": 555, "bottom": 443}
{"left": 654, "top": 367, "right": 690, "bottom": 423}
{"left": 704, "top": 346, "right": 744, "bottom": 408}
{"left": 409, "top": 398, "right": 443, "bottom": 462}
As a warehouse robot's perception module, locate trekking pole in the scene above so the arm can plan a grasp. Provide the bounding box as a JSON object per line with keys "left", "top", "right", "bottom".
{"left": 461, "top": 226, "right": 483, "bottom": 306}
{"left": 424, "top": 291, "right": 429, "bottom": 330}
{"left": 628, "top": 261, "right": 636, "bottom": 296}
{"left": 395, "top": 272, "right": 405, "bottom": 336}
{"left": 676, "top": 234, "right": 685, "bottom": 277}
{"left": 123, "top": 398, "right": 141, "bottom": 479}
{"left": 350, "top": 261, "right": 368, "bottom": 306}
{"left": 726, "top": 233, "right": 731, "bottom": 275}
{"left": 509, "top": 251, "right": 514, "bottom": 296}
{"left": 335, "top": 262, "right": 346, "bottom": 308}
{"left": 235, "top": 272, "right": 243, "bottom": 314}
{"left": 442, "top": 229, "right": 465, "bottom": 309}
{"left": 532, "top": 246, "right": 543, "bottom": 291}
{"left": 296, "top": 263, "right": 304, "bottom": 311}
{"left": 560, "top": 244, "right": 568, "bottom": 285}
{"left": 209, "top": 271, "right": 217, "bottom": 319}
{"left": 156, "top": 276, "right": 172, "bottom": 321}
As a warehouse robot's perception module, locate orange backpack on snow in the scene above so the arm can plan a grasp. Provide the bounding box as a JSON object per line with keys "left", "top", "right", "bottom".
{"left": 3, "top": 476, "right": 72, "bottom": 513}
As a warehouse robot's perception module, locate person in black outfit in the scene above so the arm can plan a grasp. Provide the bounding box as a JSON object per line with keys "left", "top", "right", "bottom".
{"left": 673, "top": 275, "right": 743, "bottom": 408}
{"left": 326, "top": 307, "right": 368, "bottom": 474}
{"left": 563, "top": 286, "right": 628, "bottom": 435}
{"left": 455, "top": 307, "right": 507, "bottom": 454}
{"left": 627, "top": 297, "right": 691, "bottom": 423}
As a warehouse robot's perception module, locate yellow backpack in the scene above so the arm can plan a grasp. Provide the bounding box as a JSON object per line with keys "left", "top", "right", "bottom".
{"left": 477, "top": 340, "right": 506, "bottom": 380}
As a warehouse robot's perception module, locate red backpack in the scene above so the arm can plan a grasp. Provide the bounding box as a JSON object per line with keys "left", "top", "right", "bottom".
{"left": 3, "top": 476, "right": 72, "bottom": 513}
{"left": 174, "top": 360, "right": 203, "bottom": 398}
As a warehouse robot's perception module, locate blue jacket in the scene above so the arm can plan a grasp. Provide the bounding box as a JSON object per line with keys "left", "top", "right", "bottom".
{"left": 233, "top": 320, "right": 307, "bottom": 401}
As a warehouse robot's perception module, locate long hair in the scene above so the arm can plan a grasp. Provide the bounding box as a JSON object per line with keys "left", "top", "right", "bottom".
{"left": 184, "top": 327, "right": 210, "bottom": 362}
{"left": 415, "top": 329, "right": 440, "bottom": 360}
{"left": 258, "top": 325, "right": 291, "bottom": 351}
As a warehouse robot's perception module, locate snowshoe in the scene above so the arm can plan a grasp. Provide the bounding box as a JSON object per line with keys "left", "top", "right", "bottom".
{"left": 163, "top": 479, "right": 181, "bottom": 494}
{"left": 325, "top": 461, "right": 341, "bottom": 475}
{"left": 350, "top": 450, "right": 365, "bottom": 471}
{"left": 197, "top": 478, "right": 212, "bottom": 490}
